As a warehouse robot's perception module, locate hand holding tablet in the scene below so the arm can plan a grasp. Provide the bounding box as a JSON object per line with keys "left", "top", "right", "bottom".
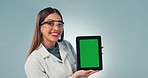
{"left": 76, "top": 36, "right": 103, "bottom": 70}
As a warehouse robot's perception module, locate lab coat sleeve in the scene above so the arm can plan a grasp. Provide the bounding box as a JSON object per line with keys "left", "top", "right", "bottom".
{"left": 24, "top": 52, "right": 48, "bottom": 78}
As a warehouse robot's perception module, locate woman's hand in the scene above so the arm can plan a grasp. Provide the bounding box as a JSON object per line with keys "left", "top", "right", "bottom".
{"left": 72, "top": 70, "right": 99, "bottom": 78}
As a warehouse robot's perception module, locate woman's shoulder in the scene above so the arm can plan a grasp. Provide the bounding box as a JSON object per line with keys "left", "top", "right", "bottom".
{"left": 25, "top": 50, "right": 42, "bottom": 64}
{"left": 61, "top": 39, "right": 72, "bottom": 45}
{"left": 60, "top": 39, "right": 70, "bottom": 43}
{"left": 24, "top": 50, "right": 45, "bottom": 73}
{"left": 59, "top": 40, "right": 73, "bottom": 48}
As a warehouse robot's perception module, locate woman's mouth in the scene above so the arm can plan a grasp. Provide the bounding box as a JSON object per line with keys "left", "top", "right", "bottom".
{"left": 50, "top": 32, "right": 59, "bottom": 36}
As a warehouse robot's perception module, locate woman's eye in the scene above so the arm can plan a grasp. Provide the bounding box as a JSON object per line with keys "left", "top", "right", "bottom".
{"left": 47, "top": 22, "right": 54, "bottom": 26}
{"left": 57, "top": 23, "right": 63, "bottom": 27}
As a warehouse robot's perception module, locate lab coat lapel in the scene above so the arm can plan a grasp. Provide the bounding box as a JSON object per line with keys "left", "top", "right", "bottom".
{"left": 58, "top": 42, "right": 67, "bottom": 63}
{"left": 38, "top": 44, "right": 61, "bottom": 62}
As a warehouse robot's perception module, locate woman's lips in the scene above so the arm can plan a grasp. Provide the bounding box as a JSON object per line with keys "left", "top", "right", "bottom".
{"left": 50, "top": 32, "right": 59, "bottom": 36}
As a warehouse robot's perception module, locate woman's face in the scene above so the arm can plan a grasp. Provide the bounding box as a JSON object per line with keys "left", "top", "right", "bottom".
{"left": 40, "top": 13, "right": 63, "bottom": 43}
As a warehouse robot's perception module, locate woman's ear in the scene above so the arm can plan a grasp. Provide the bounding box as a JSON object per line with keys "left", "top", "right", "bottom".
{"left": 39, "top": 26, "right": 43, "bottom": 36}
{"left": 40, "top": 26, "right": 42, "bottom": 33}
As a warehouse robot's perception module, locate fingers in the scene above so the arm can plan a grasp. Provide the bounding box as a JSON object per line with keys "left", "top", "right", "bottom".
{"left": 101, "top": 46, "right": 104, "bottom": 48}
{"left": 72, "top": 70, "right": 100, "bottom": 78}
{"left": 85, "top": 70, "right": 99, "bottom": 76}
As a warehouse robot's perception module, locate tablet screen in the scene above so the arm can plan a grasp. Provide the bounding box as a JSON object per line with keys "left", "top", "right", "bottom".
{"left": 76, "top": 36, "right": 103, "bottom": 70}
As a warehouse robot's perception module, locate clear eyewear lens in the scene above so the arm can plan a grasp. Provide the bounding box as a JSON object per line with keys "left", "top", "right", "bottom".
{"left": 41, "top": 19, "right": 64, "bottom": 27}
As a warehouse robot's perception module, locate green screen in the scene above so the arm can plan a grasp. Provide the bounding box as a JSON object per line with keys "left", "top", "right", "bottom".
{"left": 80, "top": 39, "right": 99, "bottom": 68}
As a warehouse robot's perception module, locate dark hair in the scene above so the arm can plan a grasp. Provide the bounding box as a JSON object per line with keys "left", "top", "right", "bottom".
{"left": 27, "top": 7, "right": 64, "bottom": 57}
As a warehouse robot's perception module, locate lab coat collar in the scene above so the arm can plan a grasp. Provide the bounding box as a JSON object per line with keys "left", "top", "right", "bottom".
{"left": 37, "top": 42, "right": 67, "bottom": 62}
{"left": 58, "top": 42, "right": 67, "bottom": 62}
{"left": 37, "top": 44, "right": 50, "bottom": 58}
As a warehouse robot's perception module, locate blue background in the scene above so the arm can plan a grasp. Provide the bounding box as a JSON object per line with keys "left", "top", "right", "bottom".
{"left": 0, "top": 0, "right": 148, "bottom": 78}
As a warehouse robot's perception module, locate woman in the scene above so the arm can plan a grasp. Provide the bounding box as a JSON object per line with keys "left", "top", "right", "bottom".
{"left": 24, "top": 7, "right": 98, "bottom": 78}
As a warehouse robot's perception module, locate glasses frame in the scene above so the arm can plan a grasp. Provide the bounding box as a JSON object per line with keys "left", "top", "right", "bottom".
{"left": 40, "top": 19, "right": 64, "bottom": 27}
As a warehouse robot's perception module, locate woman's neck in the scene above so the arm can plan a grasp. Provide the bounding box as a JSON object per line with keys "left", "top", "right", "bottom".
{"left": 42, "top": 40, "right": 56, "bottom": 48}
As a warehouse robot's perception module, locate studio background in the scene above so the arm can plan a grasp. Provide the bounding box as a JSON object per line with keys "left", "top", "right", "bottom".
{"left": 0, "top": 0, "right": 147, "bottom": 78}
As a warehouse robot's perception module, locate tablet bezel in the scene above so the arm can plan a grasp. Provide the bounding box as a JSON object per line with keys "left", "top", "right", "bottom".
{"left": 76, "top": 36, "right": 103, "bottom": 70}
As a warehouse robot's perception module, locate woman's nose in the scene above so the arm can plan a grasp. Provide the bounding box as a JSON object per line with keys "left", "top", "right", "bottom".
{"left": 53, "top": 25, "right": 60, "bottom": 30}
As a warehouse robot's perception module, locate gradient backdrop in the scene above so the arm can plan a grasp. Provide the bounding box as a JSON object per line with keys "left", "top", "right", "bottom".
{"left": 0, "top": 0, "right": 148, "bottom": 78}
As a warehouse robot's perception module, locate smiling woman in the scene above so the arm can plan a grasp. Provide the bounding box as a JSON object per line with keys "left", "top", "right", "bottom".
{"left": 40, "top": 13, "right": 64, "bottom": 48}
{"left": 24, "top": 7, "right": 99, "bottom": 78}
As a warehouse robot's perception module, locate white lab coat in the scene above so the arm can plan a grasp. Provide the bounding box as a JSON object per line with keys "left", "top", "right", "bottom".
{"left": 24, "top": 40, "right": 77, "bottom": 78}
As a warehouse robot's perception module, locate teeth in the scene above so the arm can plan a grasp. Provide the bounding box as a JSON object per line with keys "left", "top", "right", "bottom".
{"left": 51, "top": 32, "right": 58, "bottom": 35}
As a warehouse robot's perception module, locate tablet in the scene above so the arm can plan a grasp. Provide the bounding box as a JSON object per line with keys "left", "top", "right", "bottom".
{"left": 76, "top": 36, "right": 103, "bottom": 70}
